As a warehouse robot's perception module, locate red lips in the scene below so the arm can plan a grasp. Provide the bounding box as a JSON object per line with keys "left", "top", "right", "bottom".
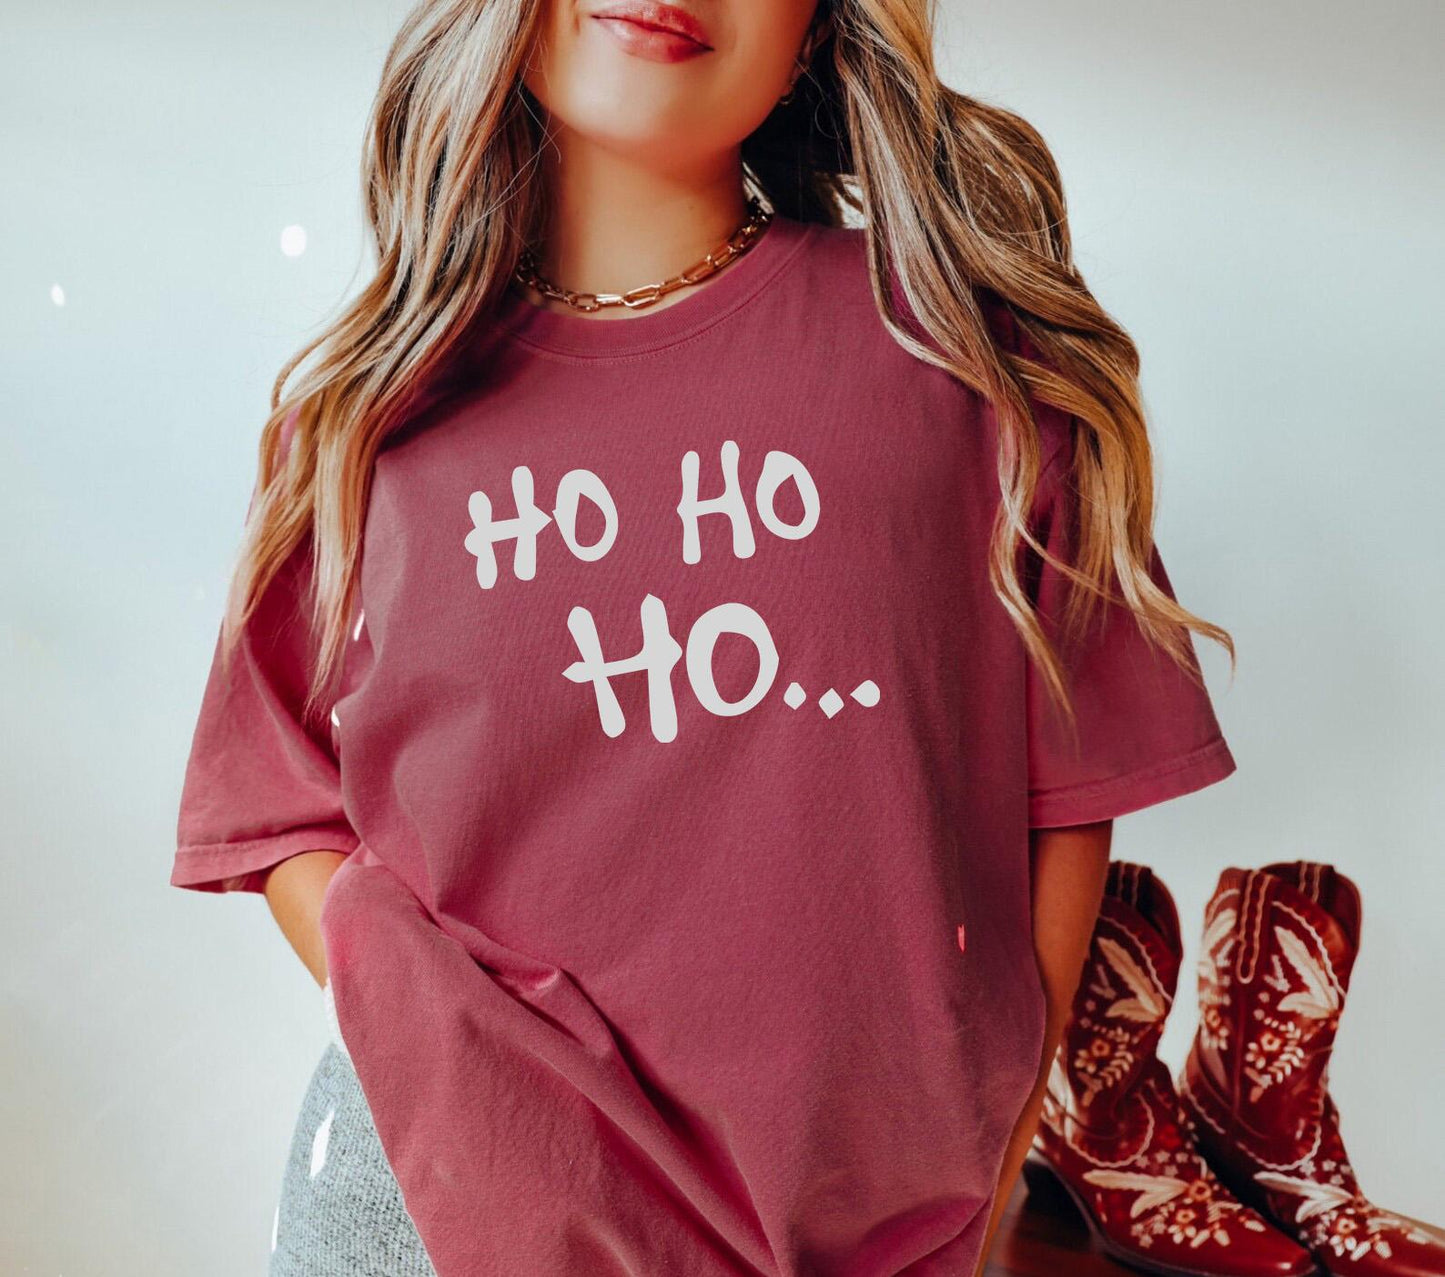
{"left": 590, "top": 2, "right": 715, "bottom": 62}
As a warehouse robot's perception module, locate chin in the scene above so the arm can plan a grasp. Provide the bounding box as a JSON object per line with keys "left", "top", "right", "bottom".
{"left": 561, "top": 93, "right": 720, "bottom": 157}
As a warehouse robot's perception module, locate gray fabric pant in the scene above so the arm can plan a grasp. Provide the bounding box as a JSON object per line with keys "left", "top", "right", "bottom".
{"left": 269, "top": 1042, "right": 438, "bottom": 1276}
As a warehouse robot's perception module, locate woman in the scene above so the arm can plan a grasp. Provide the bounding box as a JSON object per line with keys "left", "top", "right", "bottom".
{"left": 171, "top": 1, "right": 1238, "bottom": 1274}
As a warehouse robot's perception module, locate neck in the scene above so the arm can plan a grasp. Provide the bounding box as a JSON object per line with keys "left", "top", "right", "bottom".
{"left": 528, "top": 132, "right": 750, "bottom": 319}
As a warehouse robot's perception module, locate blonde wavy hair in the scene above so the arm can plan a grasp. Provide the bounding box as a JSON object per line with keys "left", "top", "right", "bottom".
{"left": 227, "top": 0, "right": 1235, "bottom": 742}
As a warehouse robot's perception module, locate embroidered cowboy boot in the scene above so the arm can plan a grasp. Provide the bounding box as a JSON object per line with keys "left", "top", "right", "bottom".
{"left": 1025, "top": 860, "right": 1315, "bottom": 1276}
{"left": 1179, "top": 860, "right": 1445, "bottom": 1275}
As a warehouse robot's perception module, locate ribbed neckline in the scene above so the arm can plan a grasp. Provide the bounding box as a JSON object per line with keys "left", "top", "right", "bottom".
{"left": 485, "top": 210, "right": 816, "bottom": 361}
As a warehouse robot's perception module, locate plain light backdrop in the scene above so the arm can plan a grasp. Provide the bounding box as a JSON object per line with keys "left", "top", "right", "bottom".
{"left": 3, "top": 2, "right": 1442, "bottom": 1272}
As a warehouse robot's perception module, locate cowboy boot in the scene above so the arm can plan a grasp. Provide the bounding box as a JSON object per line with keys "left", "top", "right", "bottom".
{"left": 1179, "top": 860, "right": 1445, "bottom": 1275}
{"left": 1025, "top": 860, "right": 1316, "bottom": 1276}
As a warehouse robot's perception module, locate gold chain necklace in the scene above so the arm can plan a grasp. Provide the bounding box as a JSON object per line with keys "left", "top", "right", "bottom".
{"left": 512, "top": 195, "right": 772, "bottom": 313}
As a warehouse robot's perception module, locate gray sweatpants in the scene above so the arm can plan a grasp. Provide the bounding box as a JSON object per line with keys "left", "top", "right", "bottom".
{"left": 268, "top": 1042, "right": 438, "bottom": 1276}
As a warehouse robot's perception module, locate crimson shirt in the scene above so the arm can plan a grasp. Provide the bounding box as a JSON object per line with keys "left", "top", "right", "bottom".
{"left": 173, "top": 211, "right": 1235, "bottom": 1275}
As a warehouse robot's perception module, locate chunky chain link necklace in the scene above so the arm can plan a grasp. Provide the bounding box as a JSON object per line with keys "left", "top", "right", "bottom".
{"left": 512, "top": 195, "right": 773, "bottom": 313}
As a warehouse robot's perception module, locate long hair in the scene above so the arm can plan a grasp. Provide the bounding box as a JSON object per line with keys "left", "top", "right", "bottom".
{"left": 226, "top": 0, "right": 1235, "bottom": 738}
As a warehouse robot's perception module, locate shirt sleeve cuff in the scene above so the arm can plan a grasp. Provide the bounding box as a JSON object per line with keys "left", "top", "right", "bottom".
{"left": 1027, "top": 735, "right": 1237, "bottom": 829}
{"left": 170, "top": 825, "right": 361, "bottom": 894}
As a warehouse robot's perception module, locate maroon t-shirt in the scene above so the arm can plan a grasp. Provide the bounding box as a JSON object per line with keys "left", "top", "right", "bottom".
{"left": 173, "top": 211, "right": 1235, "bottom": 1275}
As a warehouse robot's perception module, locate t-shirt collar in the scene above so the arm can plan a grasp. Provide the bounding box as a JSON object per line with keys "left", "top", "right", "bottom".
{"left": 486, "top": 210, "right": 816, "bottom": 360}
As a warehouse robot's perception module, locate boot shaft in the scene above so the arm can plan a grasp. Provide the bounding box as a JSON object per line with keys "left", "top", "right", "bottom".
{"left": 1189, "top": 860, "right": 1362, "bottom": 1164}
{"left": 1056, "top": 862, "right": 1183, "bottom": 1131}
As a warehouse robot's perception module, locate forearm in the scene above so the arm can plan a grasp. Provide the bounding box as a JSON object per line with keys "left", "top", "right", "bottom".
{"left": 261, "top": 849, "right": 349, "bottom": 987}
{"left": 970, "top": 820, "right": 1113, "bottom": 1276}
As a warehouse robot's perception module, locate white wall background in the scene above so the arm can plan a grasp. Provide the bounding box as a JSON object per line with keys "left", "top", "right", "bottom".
{"left": 2, "top": 2, "right": 1441, "bottom": 1272}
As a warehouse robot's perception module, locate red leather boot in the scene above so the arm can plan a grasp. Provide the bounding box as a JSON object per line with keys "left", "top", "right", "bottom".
{"left": 1025, "top": 860, "right": 1315, "bottom": 1276}
{"left": 1179, "top": 860, "right": 1445, "bottom": 1275}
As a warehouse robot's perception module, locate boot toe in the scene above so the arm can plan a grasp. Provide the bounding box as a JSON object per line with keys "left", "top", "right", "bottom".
{"left": 1339, "top": 1232, "right": 1445, "bottom": 1277}
{"left": 1236, "top": 1229, "right": 1319, "bottom": 1277}
{"left": 1275, "top": 1251, "right": 1322, "bottom": 1277}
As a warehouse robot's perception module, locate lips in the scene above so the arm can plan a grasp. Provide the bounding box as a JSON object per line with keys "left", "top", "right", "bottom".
{"left": 590, "top": 2, "right": 715, "bottom": 62}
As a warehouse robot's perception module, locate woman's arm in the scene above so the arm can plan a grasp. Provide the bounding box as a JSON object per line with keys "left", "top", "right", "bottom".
{"left": 972, "top": 819, "right": 1114, "bottom": 1276}
{"left": 261, "top": 849, "right": 349, "bottom": 988}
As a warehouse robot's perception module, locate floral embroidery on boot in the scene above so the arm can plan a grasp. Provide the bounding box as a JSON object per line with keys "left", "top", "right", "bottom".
{"left": 1180, "top": 860, "right": 1445, "bottom": 1275}
{"left": 1027, "top": 861, "right": 1314, "bottom": 1277}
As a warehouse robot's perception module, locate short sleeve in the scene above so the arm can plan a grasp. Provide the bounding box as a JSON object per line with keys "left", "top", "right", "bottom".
{"left": 170, "top": 418, "right": 361, "bottom": 893}
{"left": 1023, "top": 424, "right": 1237, "bottom": 829}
